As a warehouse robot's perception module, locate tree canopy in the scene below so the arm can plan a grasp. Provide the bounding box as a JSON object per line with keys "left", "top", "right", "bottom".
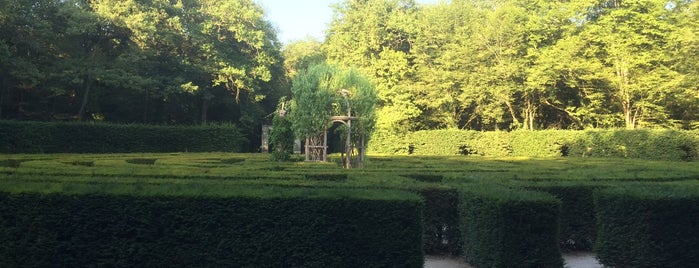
{"left": 2, "top": 0, "right": 698, "bottom": 151}
{"left": 324, "top": 0, "right": 699, "bottom": 131}
{"left": 0, "top": 0, "right": 286, "bottom": 134}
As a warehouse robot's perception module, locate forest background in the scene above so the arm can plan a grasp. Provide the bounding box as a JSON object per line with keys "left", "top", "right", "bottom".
{"left": 1, "top": 0, "right": 698, "bottom": 150}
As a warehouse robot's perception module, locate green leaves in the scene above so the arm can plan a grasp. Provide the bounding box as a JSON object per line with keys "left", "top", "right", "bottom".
{"left": 288, "top": 63, "right": 377, "bottom": 141}
{"left": 326, "top": 0, "right": 699, "bottom": 131}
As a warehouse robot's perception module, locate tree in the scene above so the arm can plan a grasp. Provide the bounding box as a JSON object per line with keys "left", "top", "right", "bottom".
{"left": 269, "top": 98, "right": 294, "bottom": 161}
{"left": 572, "top": 0, "right": 683, "bottom": 128}
{"left": 288, "top": 63, "right": 377, "bottom": 161}
{"left": 283, "top": 37, "right": 326, "bottom": 78}
{"left": 325, "top": 0, "right": 420, "bottom": 134}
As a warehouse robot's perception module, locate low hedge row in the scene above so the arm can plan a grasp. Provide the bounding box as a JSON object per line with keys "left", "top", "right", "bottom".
{"left": 0, "top": 186, "right": 424, "bottom": 267}
{"left": 0, "top": 120, "right": 248, "bottom": 153}
{"left": 594, "top": 186, "right": 699, "bottom": 267}
{"left": 459, "top": 185, "right": 564, "bottom": 268}
{"left": 370, "top": 129, "right": 699, "bottom": 161}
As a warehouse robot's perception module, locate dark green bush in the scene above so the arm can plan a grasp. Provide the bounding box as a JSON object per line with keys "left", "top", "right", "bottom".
{"left": 269, "top": 114, "right": 294, "bottom": 161}
{"left": 0, "top": 120, "right": 248, "bottom": 153}
{"left": 0, "top": 187, "right": 424, "bottom": 268}
{"left": 459, "top": 185, "right": 563, "bottom": 268}
{"left": 594, "top": 186, "right": 699, "bottom": 268}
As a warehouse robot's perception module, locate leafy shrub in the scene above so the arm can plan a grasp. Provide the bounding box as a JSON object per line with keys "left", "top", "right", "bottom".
{"left": 269, "top": 114, "right": 294, "bottom": 161}
{"left": 0, "top": 120, "right": 248, "bottom": 153}
{"left": 459, "top": 185, "right": 563, "bottom": 268}
{"left": 594, "top": 186, "right": 699, "bottom": 267}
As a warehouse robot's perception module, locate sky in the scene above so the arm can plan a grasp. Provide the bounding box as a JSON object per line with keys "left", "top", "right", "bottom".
{"left": 257, "top": 0, "right": 440, "bottom": 45}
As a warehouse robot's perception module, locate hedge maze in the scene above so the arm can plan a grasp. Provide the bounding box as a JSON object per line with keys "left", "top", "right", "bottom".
{"left": 1, "top": 122, "right": 698, "bottom": 267}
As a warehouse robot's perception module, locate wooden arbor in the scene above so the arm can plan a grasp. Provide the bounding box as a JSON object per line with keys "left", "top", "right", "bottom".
{"left": 304, "top": 90, "right": 367, "bottom": 168}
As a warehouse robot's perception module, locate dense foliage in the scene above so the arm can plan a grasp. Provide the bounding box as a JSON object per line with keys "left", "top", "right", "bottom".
{"left": 288, "top": 63, "right": 377, "bottom": 143}
{"left": 324, "top": 0, "right": 699, "bottom": 133}
{"left": 459, "top": 186, "right": 564, "bottom": 268}
{"left": 370, "top": 128, "right": 699, "bottom": 161}
{"left": 0, "top": 120, "right": 247, "bottom": 153}
{"left": 0, "top": 0, "right": 287, "bottom": 136}
{"left": 0, "top": 187, "right": 424, "bottom": 267}
{"left": 594, "top": 186, "right": 699, "bottom": 267}
{"left": 1, "top": 153, "right": 698, "bottom": 266}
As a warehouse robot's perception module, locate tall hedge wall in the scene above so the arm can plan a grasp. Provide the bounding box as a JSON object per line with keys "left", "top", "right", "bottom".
{"left": 526, "top": 183, "right": 609, "bottom": 251}
{"left": 418, "top": 187, "right": 462, "bottom": 255}
{"left": 0, "top": 187, "right": 424, "bottom": 267}
{"left": 0, "top": 120, "right": 248, "bottom": 153}
{"left": 370, "top": 129, "right": 699, "bottom": 161}
{"left": 459, "top": 185, "right": 563, "bottom": 268}
{"left": 594, "top": 186, "right": 699, "bottom": 268}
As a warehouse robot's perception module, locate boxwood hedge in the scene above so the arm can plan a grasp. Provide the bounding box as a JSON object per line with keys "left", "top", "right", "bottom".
{"left": 459, "top": 185, "right": 564, "bottom": 268}
{"left": 0, "top": 186, "right": 424, "bottom": 268}
{"left": 370, "top": 129, "right": 699, "bottom": 161}
{"left": 526, "top": 182, "right": 609, "bottom": 251}
{"left": 594, "top": 186, "right": 699, "bottom": 268}
{"left": 0, "top": 120, "right": 248, "bottom": 153}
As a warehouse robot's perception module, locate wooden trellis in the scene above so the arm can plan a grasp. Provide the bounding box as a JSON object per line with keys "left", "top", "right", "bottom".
{"left": 304, "top": 90, "right": 366, "bottom": 168}
{"left": 304, "top": 115, "right": 366, "bottom": 169}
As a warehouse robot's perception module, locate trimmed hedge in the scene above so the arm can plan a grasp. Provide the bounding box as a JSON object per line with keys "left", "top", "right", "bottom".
{"left": 0, "top": 187, "right": 424, "bottom": 268}
{"left": 0, "top": 120, "right": 248, "bottom": 153}
{"left": 567, "top": 129, "right": 698, "bottom": 161}
{"left": 369, "top": 129, "right": 699, "bottom": 161}
{"left": 594, "top": 186, "right": 699, "bottom": 268}
{"left": 459, "top": 185, "right": 563, "bottom": 268}
{"left": 527, "top": 183, "right": 609, "bottom": 251}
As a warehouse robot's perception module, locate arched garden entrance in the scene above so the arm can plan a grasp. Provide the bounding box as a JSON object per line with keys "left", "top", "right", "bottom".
{"left": 286, "top": 64, "right": 376, "bottom": 169}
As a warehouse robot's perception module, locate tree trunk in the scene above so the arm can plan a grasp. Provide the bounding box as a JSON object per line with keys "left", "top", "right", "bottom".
{"left": 615, "top": 59, "right": 636, "bottom": 129}
{"left": 77, "top": 73, "right": 93, "bottom": 121}
{"left": 523, "top": 95, "right": 536, "bottom": 131}
{"left": 504, "top": 99, "right": 520, "bottom": 129}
